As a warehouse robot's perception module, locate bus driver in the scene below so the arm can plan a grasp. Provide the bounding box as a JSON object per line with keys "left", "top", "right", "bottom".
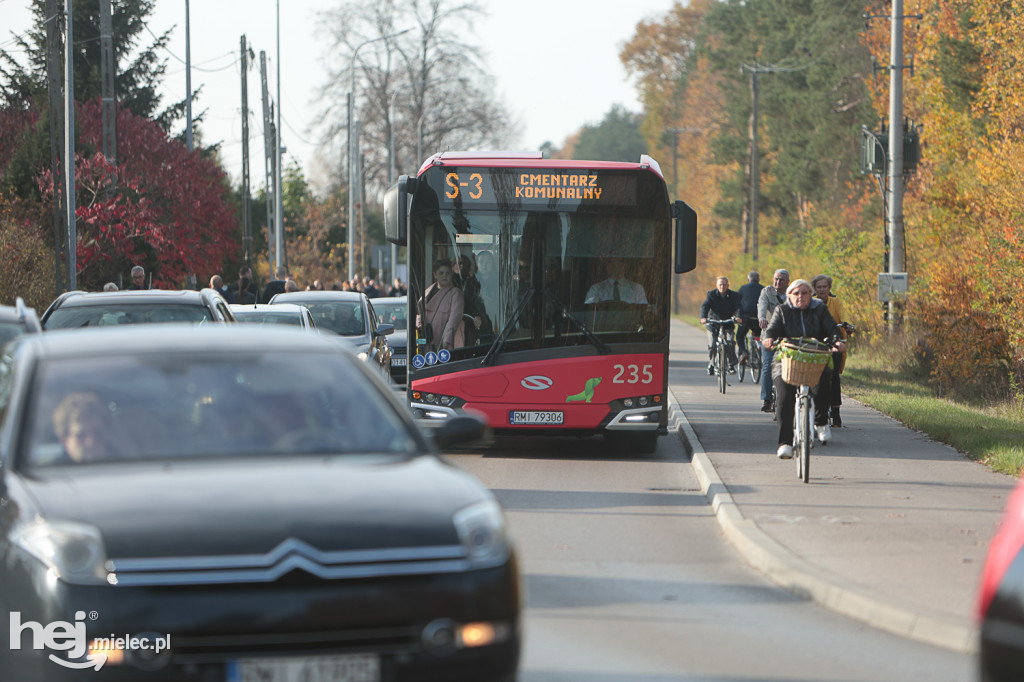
{"left": 585, "top": 258, "right": 648, "bottom": 305}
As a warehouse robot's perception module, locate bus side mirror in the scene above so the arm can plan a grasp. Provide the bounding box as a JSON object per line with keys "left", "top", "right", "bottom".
{"left": 673, "top": 200, "right": 697, "bottom": 274}
{"left": 384, "top": 176, "right": 415, "bottom": 246}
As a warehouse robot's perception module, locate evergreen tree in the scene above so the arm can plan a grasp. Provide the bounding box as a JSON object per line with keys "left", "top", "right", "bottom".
{"left": 0, "top": 0, "right": 181, "bottom": 127}
{"left": 571, "top": 105, "right": 647, "bottom": 162}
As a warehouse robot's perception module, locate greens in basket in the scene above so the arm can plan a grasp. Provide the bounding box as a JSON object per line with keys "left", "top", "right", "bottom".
{"left": 777, "top": 339, "right": 833, "bottom": 369}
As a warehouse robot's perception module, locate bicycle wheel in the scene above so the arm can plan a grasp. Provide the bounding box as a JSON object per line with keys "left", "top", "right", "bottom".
{"left": 718, "top": 342, "right": 727, "bottom": 394}
{"left": 737, "top": 354, "right": 746, "bottom": 382}
{"left": 798, "top": 393, "right": 812, "bottom": 483}
{"left": 749, "top": 338, "right": 762, "bottom": 383}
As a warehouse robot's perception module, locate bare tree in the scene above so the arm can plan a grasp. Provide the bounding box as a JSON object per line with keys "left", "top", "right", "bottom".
{"left": 316, "top": 0, "right": 515, "bottom": 199}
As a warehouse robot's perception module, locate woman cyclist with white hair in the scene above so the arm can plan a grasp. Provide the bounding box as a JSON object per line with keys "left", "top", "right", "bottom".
{"left": 762, "top": 279, "right": 846, "bottom": 460}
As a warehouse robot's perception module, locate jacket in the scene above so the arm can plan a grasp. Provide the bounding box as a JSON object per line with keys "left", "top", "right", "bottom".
{"left": 765, "top": 298, "right": 841, "bottom": 345}
{"left": 700, "top": 289, "right": 741, "bottom": 321}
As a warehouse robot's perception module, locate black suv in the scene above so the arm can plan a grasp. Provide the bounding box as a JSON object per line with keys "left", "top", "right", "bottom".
{"left": 0, "top": 298, "right": 42, "bottom": 346}
{"left": 41, "top": 289, "right": 236, "bottom": 329}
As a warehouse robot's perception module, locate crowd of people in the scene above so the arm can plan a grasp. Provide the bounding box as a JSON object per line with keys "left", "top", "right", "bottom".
{"left": 99, "top": 265, "right": 409, "bottom": 304}
{"left": 699, "top": 269, "right": 851, "bottom": 461}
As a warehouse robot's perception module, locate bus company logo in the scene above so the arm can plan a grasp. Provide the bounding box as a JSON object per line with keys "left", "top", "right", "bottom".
{"left": 521, "top": 376, "right": 553, "bottom": 391}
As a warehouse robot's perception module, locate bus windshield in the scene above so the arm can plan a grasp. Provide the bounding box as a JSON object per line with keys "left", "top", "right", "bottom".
{"left": 410, "top": 202, "right": 670, "bottom": 362}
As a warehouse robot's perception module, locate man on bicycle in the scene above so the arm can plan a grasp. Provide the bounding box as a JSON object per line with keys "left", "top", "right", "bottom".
{"left": 699, "top": 276, "right": 742, "bottom": 375}
{"left": 757, "top": 269, "right": 790, "bottom": 412}
{"left": 762, "top": 279, "right": 846, "bottom": 459}
{"left": 737, "top": 271, "right": 764, "bottom": 366}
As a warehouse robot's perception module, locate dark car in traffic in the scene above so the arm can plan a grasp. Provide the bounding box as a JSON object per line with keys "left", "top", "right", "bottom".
{"left": 41, "top": 289, "right": 236, "bottom": 328}
{"left": 0, "top": 325, "right": 519, "bottom": 681}
{"left": 372, "top": 296, "right": 408, "bottom": 385}
{"left": 269, "top": 290, "right": 393, "bottom": 378}
{"left": 978, "top": 480, "right": 1024, "bottom": 681}
{"left": 0, "top": 297, "right": 42, "bottom": 346}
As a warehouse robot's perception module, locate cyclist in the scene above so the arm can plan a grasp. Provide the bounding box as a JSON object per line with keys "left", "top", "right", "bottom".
{"left": 736, "top": 271, "right": 764, "bottom": 367}
{"left": 762, "top": 279, "right": 846, "bottom": 460}
{"left": 700, "top": 276, "right": 742, "bottom": 375}
{"left": 811, "top": 274, "right": 850, "bottom": 427}
{"left": 757, "top": 269, "right": 789, "bottom": 412}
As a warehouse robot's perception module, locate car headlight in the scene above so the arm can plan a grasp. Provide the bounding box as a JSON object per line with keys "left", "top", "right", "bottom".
{"left": 453, "top": 500, "right": 510, "bottom": 569}
{"left": 12, "top": 519, "right": 111, "bottom": 585}
{"left": 356, "top": 344, "right": 371, "bottom": 361}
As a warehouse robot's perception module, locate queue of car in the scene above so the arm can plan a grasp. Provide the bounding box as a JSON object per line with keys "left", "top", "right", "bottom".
{"left": 0, "top": 290, "right": 519, "bottom": 681}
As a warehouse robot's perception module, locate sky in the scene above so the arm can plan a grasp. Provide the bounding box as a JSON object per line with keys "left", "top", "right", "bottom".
{"left": 0, "top": 0, "right": 678, "bottom": 189}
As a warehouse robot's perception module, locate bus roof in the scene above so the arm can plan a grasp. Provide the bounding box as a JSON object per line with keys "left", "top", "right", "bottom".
{"left": 416, "top": 151, "right": 666, "bottom": 180}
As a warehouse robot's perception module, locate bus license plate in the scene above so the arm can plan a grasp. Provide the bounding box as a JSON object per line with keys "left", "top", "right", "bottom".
{"left": 391, "top": 358, "right": 407, "bottom": 366}
{"left": 227, "top": 654, "right": 379, "bottom": 682}
{"left": 509, "top": 411, "right": 564, "bottom": 425}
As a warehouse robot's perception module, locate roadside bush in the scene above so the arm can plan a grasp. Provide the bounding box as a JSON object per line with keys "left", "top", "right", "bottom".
{"left": 0, "top": 192, "right": 58, "bottom": 310}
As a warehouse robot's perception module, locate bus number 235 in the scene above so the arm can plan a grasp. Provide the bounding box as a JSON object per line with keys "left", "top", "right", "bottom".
{"left": 446, "top": 172, "right": 483, "bottom": 199}
{"left": 612, "top": 364, "right": 654, "bottom": 384}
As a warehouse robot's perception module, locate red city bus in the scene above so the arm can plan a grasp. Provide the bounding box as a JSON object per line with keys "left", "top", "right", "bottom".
{"left": 384, "top": 151, "right": 696, "bottom": 453}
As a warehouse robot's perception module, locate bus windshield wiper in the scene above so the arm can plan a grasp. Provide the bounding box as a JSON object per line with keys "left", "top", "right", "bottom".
{"left": 481, "top": 288, "right": 609, "bottom": 367}
{"left": 481, "top": 288, "right": 534, "bottom": 367}
{"left": 541, "top": 287, "right": 609, "bottom": 354}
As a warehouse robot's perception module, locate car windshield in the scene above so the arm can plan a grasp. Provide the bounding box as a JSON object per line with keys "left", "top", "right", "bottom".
{"left": 24, "top": 351, "right": 419, "bottom": 466}
{"left": 374, "top": 301, "right": 407, "bottom": 327}
{"left": 235, "top": 311, "right": 302, "bottom": 326}
{"left": 45, "top": 304, "right": 214, "bottom": 328}
{"left": 294, "top": 302, "right": 365, "bottom": 336}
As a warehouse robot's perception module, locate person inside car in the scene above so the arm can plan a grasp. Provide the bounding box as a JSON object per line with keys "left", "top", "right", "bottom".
{"left": 52, "top": 392, "right": 123, "bottom": 463}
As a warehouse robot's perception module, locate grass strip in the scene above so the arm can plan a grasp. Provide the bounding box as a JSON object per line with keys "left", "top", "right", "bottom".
{"left": 843, "top": 366, "right": 1024, "bottom": 477}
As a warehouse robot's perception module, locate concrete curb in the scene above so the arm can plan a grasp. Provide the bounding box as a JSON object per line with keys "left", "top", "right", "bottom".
{"left": 667, "top": 392, "right": 978, "bottom": 654}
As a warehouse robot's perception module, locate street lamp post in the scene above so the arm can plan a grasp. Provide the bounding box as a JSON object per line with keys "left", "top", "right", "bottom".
{"left": 347, "top": 29, "right": 410, "bottom": 280}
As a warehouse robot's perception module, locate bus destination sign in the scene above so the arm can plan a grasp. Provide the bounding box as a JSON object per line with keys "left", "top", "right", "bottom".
{"left": 431, "top": 168, "right": 637, "bottom": 208}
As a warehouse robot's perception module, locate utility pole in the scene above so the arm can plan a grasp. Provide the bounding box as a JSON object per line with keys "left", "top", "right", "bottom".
{"left": 886, "top": 0, "right": 907, "bottom": 333}
{"left": 259, "top": 51, "right": 276, "bottom": 267}
{"left": 45, "top": 0, "right": 64, "bottom": 293}
{"left": 185, "top": 0, "right": 193, "bottom": 151}
{"left": 740, "top": 62, "right": 808, "bottom": 262}
{"left": 99, "top": 0, "right": 115, "bottom": 175}
{"left": 347, "top": 29, "right": 410, "bottom": 279}
{"left": 63, "top": 0, "right": 76, "bottom": 291}
{"left": 240, "top": 36, "right": 252, "bottom": 265}
{"left": 863, "top": 4, "right": 921, "bottom": 334}
{"left": 274, "top": 0, "right": 283, "bottom": 271}
{"left": 740, "top": 63, "right": 773, "bottom": 263}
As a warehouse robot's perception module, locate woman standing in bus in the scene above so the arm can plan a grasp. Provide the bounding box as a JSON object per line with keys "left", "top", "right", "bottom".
{"left": 418, "top": 259, "right": 465, "bottom": 352}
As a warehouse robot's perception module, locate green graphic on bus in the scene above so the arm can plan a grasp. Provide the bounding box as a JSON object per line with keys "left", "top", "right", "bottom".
{"left": 566, "top": 377, "right": 602, "bottom": 403}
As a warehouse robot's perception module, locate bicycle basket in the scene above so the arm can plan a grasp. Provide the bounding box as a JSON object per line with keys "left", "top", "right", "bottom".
{"left": 779, "top": 339, "right": 831, "bottom": 386}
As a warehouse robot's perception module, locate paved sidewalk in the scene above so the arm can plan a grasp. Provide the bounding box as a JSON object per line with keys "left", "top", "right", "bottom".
{"left": 666, "top": 319, "right": 1017, "bottom": 653}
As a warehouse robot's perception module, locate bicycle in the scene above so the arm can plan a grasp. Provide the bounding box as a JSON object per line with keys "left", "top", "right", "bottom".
{"left": 737, "top": 318, "right": 763, "bottom": 384}
{"left": 704, "top": 318, "right": 737, "bottom": 394}
{"left": 778, "top": 337, "right": 833, "bottom": 483}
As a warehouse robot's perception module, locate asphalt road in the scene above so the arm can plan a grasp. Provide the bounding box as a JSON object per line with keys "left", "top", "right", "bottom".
{"left": 449, "top": 432, "right": 973, "bottom": 681}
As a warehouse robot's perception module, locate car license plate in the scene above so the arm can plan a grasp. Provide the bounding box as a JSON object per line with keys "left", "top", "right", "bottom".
{"left": 509, "top": 410, "right": 564, "bottom": 425}
{"left": 226, "top": 653, "right": 380, "bottom": 682}
{"left": 391, "top": 357, "right": 407, "bottom": 366}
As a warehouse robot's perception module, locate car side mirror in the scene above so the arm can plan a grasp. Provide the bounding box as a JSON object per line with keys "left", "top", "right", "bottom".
{"left": 376, "top": 323, "right": 395, "bottom": 337}
{"left": 432, "top": 415, "right": 487, "bottom": 450}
